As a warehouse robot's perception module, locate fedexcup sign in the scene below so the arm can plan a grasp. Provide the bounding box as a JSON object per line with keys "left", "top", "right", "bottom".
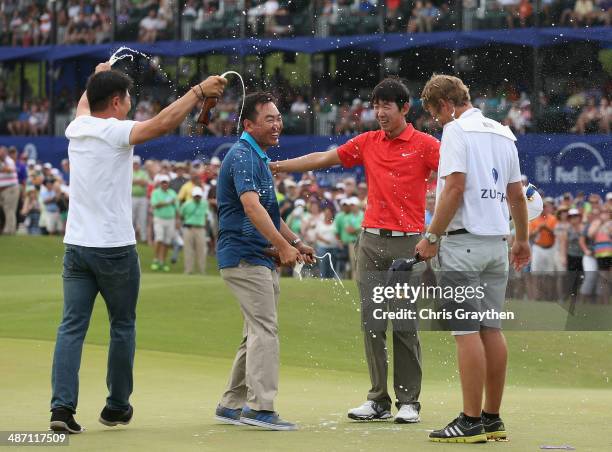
{"left": 535, "top": 142, "right": 612, "bottom": 188}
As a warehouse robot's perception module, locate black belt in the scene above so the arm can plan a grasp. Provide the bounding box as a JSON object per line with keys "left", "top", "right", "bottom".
{"left": 377, "top": 228, "right": 410, "bottom": 237}
{"left": 183, "top": 224, "right": 205, "bottom": 229}
{"left": 447, "top": 228, "right": 469, "bottom": 236}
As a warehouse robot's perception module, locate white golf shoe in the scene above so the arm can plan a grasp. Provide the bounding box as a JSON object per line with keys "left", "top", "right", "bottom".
{"left": 347, "top": 401, "right": 393, "bottom": 421}
{"left": 394, "top": 403, "right": 421, "bottom": 423}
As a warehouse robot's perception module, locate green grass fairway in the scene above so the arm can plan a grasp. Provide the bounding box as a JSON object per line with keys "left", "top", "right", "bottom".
{"left": 1, "top": 236, "right": 611, "bottom": 451}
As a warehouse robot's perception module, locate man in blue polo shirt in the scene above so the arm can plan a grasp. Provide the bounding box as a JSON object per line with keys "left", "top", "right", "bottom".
{"left": 214, "top": 92, "right": 315, "bottom": 431}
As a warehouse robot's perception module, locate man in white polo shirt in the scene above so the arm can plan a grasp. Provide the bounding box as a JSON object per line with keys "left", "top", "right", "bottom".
{"left": 415, "top": 75, "right": 530, "bottom": 444}
{"left": 49, "top": 62, "right": 226, "bottom": 434}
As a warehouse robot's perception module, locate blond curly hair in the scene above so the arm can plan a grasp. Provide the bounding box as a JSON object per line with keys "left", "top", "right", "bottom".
{"left": 421, "top": 74, "right": 471, "bottom": 111}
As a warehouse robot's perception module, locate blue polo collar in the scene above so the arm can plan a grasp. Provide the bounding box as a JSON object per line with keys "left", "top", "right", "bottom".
{"left": 240, "top": 132, "right": 270, "bottom": 164}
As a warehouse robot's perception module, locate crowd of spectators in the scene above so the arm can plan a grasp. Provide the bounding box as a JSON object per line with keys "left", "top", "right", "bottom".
{"left": 5, "top": 99, "right": 50, "bottom": 136}
{"left": 0, "top": 146, "right": 70, "bottom": 236}
{"left": 1, "top": 144, "right": 610, "bottom": 305}
{"left": 508, "top": 186, "right": 612, "bottom": 305}
{"left": 1, "top": 0, "right": 609, "bottom": 46}
{"left": 2, "top": 78, "right": 609, "bottom": 136}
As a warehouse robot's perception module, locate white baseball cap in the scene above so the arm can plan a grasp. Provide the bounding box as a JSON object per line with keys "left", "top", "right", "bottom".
{"left": 27, "top": 159, "right": 36, "bottom": 166}
{"left": 524, "top": 184, "right": 543, "bottom": 221}
{"left": 606, "top": 192, "right": 612, "bottom": 201}
{"left": 284, "top": 179, "right": 297, "bottom": 188}
{"left": 155, "top": 174, "right": 170, "bottom": 183}
{"left": 294, "top": 199, "right": 306, "bottom": 207}
{"left": 133, "top": 155, "right": 142, "bottom": 165}
{"left": 191, "top": 186, "right": 203, "bottom": 197}
{"left": 43, "top": 162, "right": 52, "bottom": 169}
{"left": 568, "top": 208, "right": 580, "bottom": 216}
{"left": 349, "top": 196, "right": 360, "bottom": 205}
{"left": 210, "top": 156, "right": 221, "bottom": 166}
{"left": 339, "top": 197, "right": 349, "bottom": 205}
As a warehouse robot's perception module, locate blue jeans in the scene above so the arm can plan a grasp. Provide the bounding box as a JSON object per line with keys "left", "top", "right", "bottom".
{"left": 51, "top": 244, "right": 140, "bottom": 413}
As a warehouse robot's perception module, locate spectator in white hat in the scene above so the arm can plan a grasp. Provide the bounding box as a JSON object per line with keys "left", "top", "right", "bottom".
{"left": 179, "top": 185, "right": 209, "bottom": 275}
{"left": 286, "top": 198, "right": 306, "bottom": 235}
{"left": 279, "top": 178, "right": 298, "bottom": 219}
{"left": 40, "top": 177, "right": 64, "bottom": 235}
{"left": 150, "top": 174, "right": 178, "bottom": 271}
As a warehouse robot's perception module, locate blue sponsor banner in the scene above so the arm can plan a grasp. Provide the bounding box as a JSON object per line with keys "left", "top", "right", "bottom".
{"left": 515, "top": 134, "right": 611, "bottom": 198}
{"left": 1, "top": 134, "right": 609, "bottom": 196}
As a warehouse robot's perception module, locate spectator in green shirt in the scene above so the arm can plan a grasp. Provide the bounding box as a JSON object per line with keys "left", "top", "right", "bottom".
{"left": 334, "top": 199, "right": 351, "bottom": 277}
{"left": 131, "top": 156, "right": 150, "bottom": 242}
{"left": 150, "top": 174, "right": 178, "bottom": 271}
{"left": 337, "top": 197, "right": 364, "bottom": 279}
{"left": 286, "top": 198, "right": 307, "bottom": 235}
{"left": 180, "top": 186, "right": 209, "bottom": 275}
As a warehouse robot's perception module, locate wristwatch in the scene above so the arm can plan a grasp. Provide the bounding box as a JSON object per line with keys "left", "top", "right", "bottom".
{"left": 291, "top": 238, "right": 302, "bottom": 246}
{"left": 424, "top": 232, "right": 439, "bottom": 244}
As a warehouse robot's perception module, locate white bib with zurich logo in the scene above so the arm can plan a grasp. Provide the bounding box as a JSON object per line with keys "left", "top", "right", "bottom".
{"left": 436, "top": 108, "right": 523, "bottom": 236}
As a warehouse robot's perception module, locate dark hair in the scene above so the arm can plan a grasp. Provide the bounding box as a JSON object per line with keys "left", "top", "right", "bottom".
{"left": 242, "top": 92, "right": 277, "bottom": 128}
{"left": 86, "top": 70, "right": 133, "bottom": 113}
{"left": 371, "top": 78, "right": 410, "bottom": 112}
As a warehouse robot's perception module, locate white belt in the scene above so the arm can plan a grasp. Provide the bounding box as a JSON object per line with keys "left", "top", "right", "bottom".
{"left": 363, "top": 227, "right": 420, "bottom": 237}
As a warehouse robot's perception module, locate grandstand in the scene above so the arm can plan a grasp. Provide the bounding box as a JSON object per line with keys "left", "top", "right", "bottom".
{"left": 0, "top": 1, "right": 609, "bottom": 156}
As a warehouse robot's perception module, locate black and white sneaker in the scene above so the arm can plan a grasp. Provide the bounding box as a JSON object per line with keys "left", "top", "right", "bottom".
{"left": 347, "top": 401, "right": 393, "bottom": 421}
{"left": 482, "top": 412, "right": 507, "bottom": 441}
{"left": 99, "top": 405, "right": 133, "bottom": 427}
{"left": 429, "top": 413, "right": 487, "bottom": 443}
{"left": 49, "top": 407, "right": 84, "bottom": 434}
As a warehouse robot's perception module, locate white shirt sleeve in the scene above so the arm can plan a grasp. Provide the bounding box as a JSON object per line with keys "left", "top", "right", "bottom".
{"left": 508, "top": 142, "right": 522, "bottom": 184}
{"left": 4, "top": 157, "right": 16, "bottom": 170}
{"left": 106, "top": 119, "right": 137, "bottom": 149}
{"left": 438, "top": 124, "right": 468, "bottom": 178}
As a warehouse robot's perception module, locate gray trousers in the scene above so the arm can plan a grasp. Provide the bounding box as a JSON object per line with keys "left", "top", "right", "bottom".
{"left": 131, "top": 196, "right": 148, "bottom": 242}
{"left": 356, "top": 231, "right": 423, "bottom": 410}
{"left": 220, "top": 262, "right": 280, "bottom": 411}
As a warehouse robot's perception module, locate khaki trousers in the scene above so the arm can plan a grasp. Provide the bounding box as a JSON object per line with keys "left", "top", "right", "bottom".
{"left": 220, "top": 262, "right": 280, "bottom": 411}
{"left": 356, "top": 231, "right": 423, "bottom": 410}
{"left": 0, "top": 184, "right": 20, "bottom": 234}
{"left": 348, "top": 242, "right": 357, "bottom": 280}
{"left": 131, "top": 196, "right": 148, "bottom": 242}
{"left": 183, "top": 227, "right": 207, "bottom": 274}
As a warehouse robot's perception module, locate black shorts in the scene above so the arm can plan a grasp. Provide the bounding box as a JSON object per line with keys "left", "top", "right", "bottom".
{"left": 596, "top": 256, "right": 612, "bottom": 271}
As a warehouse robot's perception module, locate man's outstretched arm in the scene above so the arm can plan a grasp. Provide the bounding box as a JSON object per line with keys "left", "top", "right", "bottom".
{"left": 76, "top": 62, "right": 112, "bottom": 117}
{"left": 271, "top": 148, "right": 342, "bottom": 174}
{"left": 130, "top": 76, "right": 226, "bottom": 145}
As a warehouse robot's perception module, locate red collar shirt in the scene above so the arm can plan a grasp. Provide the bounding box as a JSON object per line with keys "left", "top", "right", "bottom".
{"left": 336, "top": 124, "right": 440, "bottom": 232}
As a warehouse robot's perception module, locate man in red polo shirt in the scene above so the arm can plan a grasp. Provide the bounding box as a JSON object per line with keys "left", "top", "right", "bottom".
{"left": 271, "top": 78, "right": 439, "bottom": 424}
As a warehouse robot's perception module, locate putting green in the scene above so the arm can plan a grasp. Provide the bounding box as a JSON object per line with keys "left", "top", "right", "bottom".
{"left": 1, "top": 236, "right": 611, "bottom": 451}
{"left": 2, "top": 339, "right": 612, "bottom": 452}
